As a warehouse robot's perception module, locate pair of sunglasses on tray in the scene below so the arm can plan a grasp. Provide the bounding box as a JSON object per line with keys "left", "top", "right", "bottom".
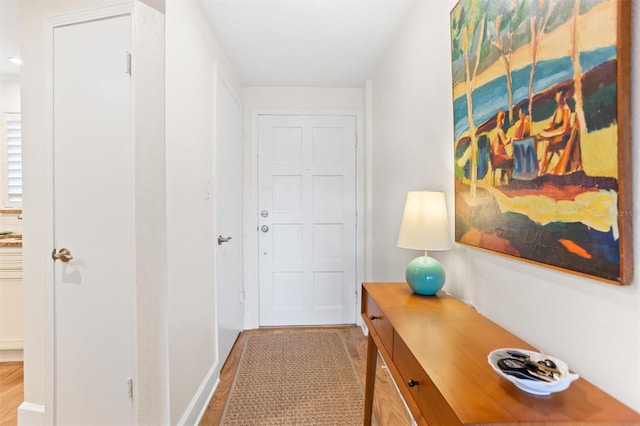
{"left": 497, "top": 350, "right": 561, "bottom": 382}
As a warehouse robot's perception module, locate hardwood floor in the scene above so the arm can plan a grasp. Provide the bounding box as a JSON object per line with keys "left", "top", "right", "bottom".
{"left": 0, "top": 362, "right": 23, "bottom": 426}
{"left": 199, "top": 326, "right": 412, "bottom": 426}
{"left": 0, "top": 328, "right": 410, "bottom": 426}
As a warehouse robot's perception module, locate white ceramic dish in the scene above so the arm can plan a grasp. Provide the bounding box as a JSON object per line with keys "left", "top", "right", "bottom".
{"left": 488, "top": 348, "right": 579, "bottom": 395}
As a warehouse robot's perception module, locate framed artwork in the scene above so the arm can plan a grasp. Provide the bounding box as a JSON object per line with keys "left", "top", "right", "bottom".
{"left": 450, "top": 0, "right": 632, "bottom": 285}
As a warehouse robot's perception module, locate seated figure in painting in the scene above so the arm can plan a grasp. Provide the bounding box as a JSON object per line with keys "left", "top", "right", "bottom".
{"left": 539, "top": 88, "right": 571, "bottom": 140}
{"left": 536, "top": 88, "right": 583, "bottom": 175}
{"left": 513, "top": 105, "right": 531, "bottom": 139}
{"left": 509, "top": 104, "right": 539, "bottom": 181}
{"left": 489, "top": 109, "right": 513, "bottom": 186}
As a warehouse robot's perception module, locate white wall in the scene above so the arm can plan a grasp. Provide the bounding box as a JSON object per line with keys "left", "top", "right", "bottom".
{"left": 131, "top": 2, "right": 168, "bottom": 423}
{"left": 20, "top": 1, "right": 167, "bottom": 423}
{"left": 243, "top": 87, "right": 363, "bottom": 110}
{"left": 370, "top": 0, "right": 640, "bottom": 413}
{"left": 0, "top": 78, "right": 20, "bottom": 112}
{"left": 165, "top": 0, "right": 242, "bottom": 423}
{"left": 241, "top": 87, "right": 363, "bottom": 328}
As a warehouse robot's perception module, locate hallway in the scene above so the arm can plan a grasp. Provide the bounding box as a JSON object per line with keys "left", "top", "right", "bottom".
{"left": 199, "top": 326, "right": 411, "bottom": 425}
{"left": 0, "top": 328, "right": 410, "bottom": 426}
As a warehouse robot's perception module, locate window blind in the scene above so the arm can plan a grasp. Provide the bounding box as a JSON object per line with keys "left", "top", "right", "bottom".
{"left": 3, "top": 113, "right": 22, "bottom": 206}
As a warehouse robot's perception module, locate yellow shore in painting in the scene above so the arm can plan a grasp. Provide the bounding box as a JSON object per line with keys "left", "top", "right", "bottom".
{"left": 580, "top": 126, "right": 618, "bottom": 178}
{"left": 470, "top": 121, "right": 620, "bottom": 239}
{"left": 489, "top": 187, "right": 618, "bottom": 237}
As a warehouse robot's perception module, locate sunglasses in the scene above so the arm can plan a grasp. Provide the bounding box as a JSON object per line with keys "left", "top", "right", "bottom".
{"left": 497, "top": 350, "right": 561, "bottom": 382}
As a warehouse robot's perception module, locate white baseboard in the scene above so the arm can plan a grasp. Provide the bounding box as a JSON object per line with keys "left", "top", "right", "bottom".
{"left": 0, "top": 338, "right": 24, "bottom": 351}
{"left": 176, "top": 362, "right": 220, "bottom": 426}
{"left": 17, "top": 402, "right": 45, "bottom": 426}
{"left": 0, "top": 349, "right": 23, "bottom": 362}
{"left": 360, "top": 322, "right": 368, "bottom": 336}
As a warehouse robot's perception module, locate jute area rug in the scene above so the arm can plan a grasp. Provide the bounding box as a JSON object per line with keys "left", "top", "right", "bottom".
{"left": 220, "top": 330, "right": 365, "bottom": 425}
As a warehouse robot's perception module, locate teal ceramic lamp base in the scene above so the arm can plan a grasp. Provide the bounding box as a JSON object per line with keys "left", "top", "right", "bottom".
{"left": 405, "top": 255, "right": 446, "bottom": 295}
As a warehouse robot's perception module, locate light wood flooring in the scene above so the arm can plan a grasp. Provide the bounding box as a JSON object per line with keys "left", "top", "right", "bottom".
{"left": 0, "top": 362, "right": 23, "bottom": 426}
{"left": 199, "top": 326, "right": 412, "bottom": 425}
{"left": 0, "top": 327, "right": 410, "bottom": 426}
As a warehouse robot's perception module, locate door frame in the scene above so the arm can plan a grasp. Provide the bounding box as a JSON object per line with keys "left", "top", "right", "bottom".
{"left": 43, "top": 5, "right": 136, "bottom": 424}
{"left": 244, "top": 109, "right": 365, "bottom": 329}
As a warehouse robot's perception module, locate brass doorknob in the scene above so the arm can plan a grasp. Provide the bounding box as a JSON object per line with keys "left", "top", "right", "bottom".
{"left": 52, "top": 248, "right": 73, "bottom": 263}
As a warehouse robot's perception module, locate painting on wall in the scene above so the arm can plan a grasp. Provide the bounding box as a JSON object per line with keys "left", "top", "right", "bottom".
{"left": 450, "top": 0, "right": 632, "bottom": 285}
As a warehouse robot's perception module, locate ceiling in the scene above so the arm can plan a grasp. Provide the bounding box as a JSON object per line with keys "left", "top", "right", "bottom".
{"left": 0, "top": 0, "right": 414, "bottom": 86}
{"left": 198, "top": 0, "right": 414, "bottom": 87}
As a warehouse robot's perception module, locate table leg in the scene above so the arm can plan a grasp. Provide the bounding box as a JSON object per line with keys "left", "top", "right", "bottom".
{"left": 364, "top": 331, "right": 377, "bottom": 425}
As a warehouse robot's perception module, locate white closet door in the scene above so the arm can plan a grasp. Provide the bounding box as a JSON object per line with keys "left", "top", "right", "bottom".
{"left": 215, "top": 75, "right": 244, "bottom": 363}
{"left": 53, "top": 14, "right": 135, "bottom": 425}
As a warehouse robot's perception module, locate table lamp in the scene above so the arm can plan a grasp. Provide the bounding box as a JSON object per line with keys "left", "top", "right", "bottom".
{"left": 397, "top": 190, "right": 452, "bottom": 295}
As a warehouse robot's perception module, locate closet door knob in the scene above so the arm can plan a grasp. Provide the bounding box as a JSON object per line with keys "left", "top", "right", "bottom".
{"left": 52, "top": 248, "right": 74, "bottom": 263}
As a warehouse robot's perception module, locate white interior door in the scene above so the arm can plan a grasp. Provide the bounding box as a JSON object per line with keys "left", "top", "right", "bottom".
{"left": 215, "top": 75, "right": 243, "bottom": 362}
{"left": 52, "top": 14, "right": 134, "bottom": 425}
{"left": 258, "top": 114, "right": 357, "bottom": 326}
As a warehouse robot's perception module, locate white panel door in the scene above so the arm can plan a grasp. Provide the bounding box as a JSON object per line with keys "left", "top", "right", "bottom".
{"left": 53, "top": 15, "right": 134, "bottom": 425}
{"left": 215, "top": 75, "right": 243, "bottom": 363}
{"left": 258, "top": 114, "right": 357, "bottom": 326}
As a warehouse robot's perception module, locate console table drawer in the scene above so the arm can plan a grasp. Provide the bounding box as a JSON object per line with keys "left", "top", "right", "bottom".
{"left": 362, "top": 291, "right": 394, "bottom": 355}
{"left": 393, "top": 333, "right": 461, "bottom": 425}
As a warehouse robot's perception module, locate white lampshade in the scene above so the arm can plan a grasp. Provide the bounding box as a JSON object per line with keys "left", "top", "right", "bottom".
{"left": 397, "top": 191, "right": 452, "bottom": 251}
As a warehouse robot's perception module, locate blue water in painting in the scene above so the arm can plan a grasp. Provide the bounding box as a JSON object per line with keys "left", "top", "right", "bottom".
{"left": 453, "top": 46, "right": 616, "bottom": 141}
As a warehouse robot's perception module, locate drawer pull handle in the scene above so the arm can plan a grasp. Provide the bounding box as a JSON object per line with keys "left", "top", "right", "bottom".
{"left": 407, "top": 379, "right": 419, "bottom": 387}
{"left": 369, "top": 315, "right": 381, "bottom": 320}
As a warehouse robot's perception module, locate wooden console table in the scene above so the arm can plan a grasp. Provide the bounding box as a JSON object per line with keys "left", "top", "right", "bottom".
{"left": 362, "top": 282, "right": 640, "bottom": 425}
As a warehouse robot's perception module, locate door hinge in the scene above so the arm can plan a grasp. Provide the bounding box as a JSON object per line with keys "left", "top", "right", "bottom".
{"left": 127, "top": 378, "right": 133, "bottom": 401}
{"left": 125, "top": 51, "right": 132, "bottom": 76}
